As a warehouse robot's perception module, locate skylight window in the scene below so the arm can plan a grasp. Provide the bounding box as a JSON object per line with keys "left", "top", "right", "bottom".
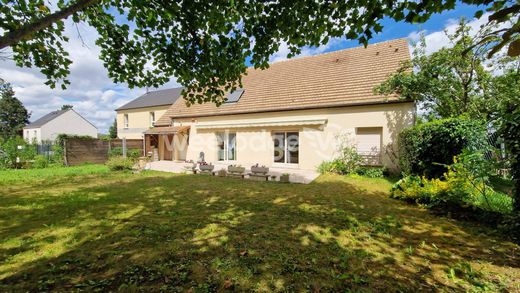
{"left": 224, "top": 88, "right": 244, "bottom": 103}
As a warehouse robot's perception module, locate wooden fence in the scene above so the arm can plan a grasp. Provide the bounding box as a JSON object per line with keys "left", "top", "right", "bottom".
{"left": 64, "top": 138, "right": 144, "bottom": 166}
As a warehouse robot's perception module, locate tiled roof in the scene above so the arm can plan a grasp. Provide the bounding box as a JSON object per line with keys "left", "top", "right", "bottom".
{"left": 116, "top": 87, "right": 183, "bottom": 111}
{"left": 156, "top": 38, "right": 410, "bottom": 126}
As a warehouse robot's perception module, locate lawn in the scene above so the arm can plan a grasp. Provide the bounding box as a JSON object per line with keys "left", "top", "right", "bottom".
{"left": 0, "top": 166, "right": 519, "bottom": 292}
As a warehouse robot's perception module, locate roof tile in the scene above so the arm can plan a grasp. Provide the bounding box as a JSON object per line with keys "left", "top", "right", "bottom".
{"left": 156, "top": 38, "right": 410, "bottom": 125}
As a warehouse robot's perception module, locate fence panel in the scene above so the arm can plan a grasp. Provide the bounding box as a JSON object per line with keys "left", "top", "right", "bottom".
{"left": 109, "top": 139, "right": 144, "bottom": 150}
{"left": 36, "top": 142, "right": 54, "bottom": 160}
{"left": 64, "top": 138, "right": 144, "bottom": 166}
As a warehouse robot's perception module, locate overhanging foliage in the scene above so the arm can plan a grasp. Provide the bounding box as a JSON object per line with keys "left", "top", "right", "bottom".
{"left": 1, "top": 0, "right": 519, "bottom": 104}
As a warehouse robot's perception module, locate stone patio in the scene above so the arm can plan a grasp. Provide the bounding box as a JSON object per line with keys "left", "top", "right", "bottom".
{"left": 147, "top": 161, "right": 319, "bottom": 184}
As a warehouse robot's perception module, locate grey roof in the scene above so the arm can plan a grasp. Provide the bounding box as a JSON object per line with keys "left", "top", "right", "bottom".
{"left": 25, "top": 109, "right": 68, "bottom": 128}
{"left": 116, "top": 87, "right": 184, "bottom": 111}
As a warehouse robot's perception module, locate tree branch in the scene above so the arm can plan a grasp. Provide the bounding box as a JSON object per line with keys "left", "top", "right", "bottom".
{"left": 0, "top": 0, "right": 100, "bottom": 49}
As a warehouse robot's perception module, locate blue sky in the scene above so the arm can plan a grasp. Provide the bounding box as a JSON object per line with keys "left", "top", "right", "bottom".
{"left": 1, "top": 2, "right": 489, "bottom": 133}
{"left": 269, "top": 3, "right": 485, "bottom": 62}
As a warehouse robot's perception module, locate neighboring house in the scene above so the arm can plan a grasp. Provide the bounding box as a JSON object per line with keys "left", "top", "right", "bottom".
{"left": 115, "top": 88, "right": 183, "bottom": 139}
{"left": 23, "top": 109, "right": 98, "bottom": 143}
{"left": 145, "top": 38, "right": 415, "bottom": 171}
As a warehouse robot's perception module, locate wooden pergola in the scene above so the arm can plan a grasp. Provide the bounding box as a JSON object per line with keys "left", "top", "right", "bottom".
{"left": 143, "top": 126, "right": 190, "bottom": 161}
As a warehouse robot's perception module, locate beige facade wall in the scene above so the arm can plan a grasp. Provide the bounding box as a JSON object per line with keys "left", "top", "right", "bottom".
{"left": 116, "top": 106, "right": 169, "bottom": 139}
{"left": 172, "top": 102, "right": 415, "bottom": 171}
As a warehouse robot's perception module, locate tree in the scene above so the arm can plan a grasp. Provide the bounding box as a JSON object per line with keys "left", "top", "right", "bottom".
{"left": 1, "top": 1, "right": 519, "bottom": 104}
{"left": 490, "top": 58, "right": 520, "bottom": 213}
{"left": 0, "top": 78, "right": 30, "bottom": 140}
{"left": 108, "top": 118, "right": 117, "bottom": 139}
{"left": 375, "top": 19, "right": 495, "bottom": 120}
{"left": 61, "top": 105, "right": 73, "bottom": 110}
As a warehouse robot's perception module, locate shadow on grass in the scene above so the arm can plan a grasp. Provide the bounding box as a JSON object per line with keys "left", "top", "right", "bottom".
{"left": 0, "top": 173, "right": 519, "bottom": 291}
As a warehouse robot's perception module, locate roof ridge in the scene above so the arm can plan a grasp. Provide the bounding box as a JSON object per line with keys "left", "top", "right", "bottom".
{"left": 259, "top": 38, "right": 408, "bottom": 67}
{"left": 146, "top": 86, "right": 184, "bottom": 94}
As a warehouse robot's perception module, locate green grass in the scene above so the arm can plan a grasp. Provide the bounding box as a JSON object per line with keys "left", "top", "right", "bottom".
{"left": 0, "top": 166, "right": 519, "bottom": 292}
{"left": 0, "top": 164, "right": 109, "bottom": 184}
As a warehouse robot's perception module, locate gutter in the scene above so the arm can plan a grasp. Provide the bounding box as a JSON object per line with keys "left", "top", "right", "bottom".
{"left": 165, "top": 99, "right": 414, "bottom": 121}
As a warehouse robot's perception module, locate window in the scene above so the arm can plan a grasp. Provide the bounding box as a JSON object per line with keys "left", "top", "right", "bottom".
{"left": 33, "top": 130, "right": 37, "bottom": 139}
{"left": 150, "top": 112, "right": 155, "bottom": 126}
{"left": 273, "top": 132, "right": 299, "bottom": 164}
{"left": 124, "top": 114, "right": 129, "bottom": 128}
{"left": 217, "top": 132, "right": 236, "bottom": 161}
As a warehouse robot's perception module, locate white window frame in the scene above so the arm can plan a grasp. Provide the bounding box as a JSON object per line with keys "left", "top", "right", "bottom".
{"left": 216, "top": 132, "right": 236, "bottom": 161}
{"left": 124, "top": 114, "right": 129, "bottom": 129}
{"left": 272, "top": 131, "right": 299, "bottom": 165}
{"left": 150, "top": 112, "right": 155, "bottom": 126}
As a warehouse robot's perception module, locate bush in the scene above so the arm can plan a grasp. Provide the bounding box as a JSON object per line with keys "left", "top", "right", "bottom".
{"left": 399, "top": 117, "right": 489, "bottom": 178}
{"left": 106, "top": 156, "right": 135, "bottom": 171}
{"left": 317, "top": 135, "right": 364, "bottom": 175}
{"left": 0, "top": 136, "right": 36, "bottom": 169}
{"left": 355, "top": 166, "right": 387, "bottom": 178}
{"left": 318, "top": 159, "right": 350, "bottom": 175}
{"left": 108, "top": 147, "right": 142, "bottom": 159}
{"left": 33, "top": 155, "right": 50, "bottom": 169}
{"left": 391, "top": 160, "right": 513, "bottom": 214}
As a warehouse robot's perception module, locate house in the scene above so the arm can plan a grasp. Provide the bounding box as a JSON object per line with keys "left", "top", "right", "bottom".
{"left": 115, "top": 88, "right": 183, "bottom": 139}
{"left": 145, "top": 38, "right": 415, "bottom": 171}
{"left": 23, "top": 109, "right": 98, "bottom": 143}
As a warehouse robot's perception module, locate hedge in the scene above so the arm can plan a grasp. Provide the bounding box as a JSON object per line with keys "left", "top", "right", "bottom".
{"left": 399, "top": 117, "right": 488, "bottom": 178}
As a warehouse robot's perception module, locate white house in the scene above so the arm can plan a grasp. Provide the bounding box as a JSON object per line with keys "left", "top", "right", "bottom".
{"left": 23, "top": 109, "right": 98, "bottom": 143}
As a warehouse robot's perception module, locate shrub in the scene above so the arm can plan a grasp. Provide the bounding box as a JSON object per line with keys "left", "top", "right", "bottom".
{"left": 0, "top": 136, "right": 36, "bottom": 169}
{"left": 108, "top": 147, "right": 142, "bottom": 159}
{"left": 399, "top": 117, "right": 488, "bottom": 178}
{"left": 318, "top": 159, "right": 350, "bottom": 175}
{"left": 317, "top": 160, "right": 335, "bottom": 174}
{"left": 391, "top": 157, "right": 513, "bottom": 214}
{"left": 355, "top": 166, "right": 387, "bottom": 178}
{"left": 33, "top": 155, "right": 50, "bottom": 169}
{"left": 317, "top": 135, "right": 364, "bottom": 175}
{"left": 106, "top": 156, "right": 135, "bottom": 171}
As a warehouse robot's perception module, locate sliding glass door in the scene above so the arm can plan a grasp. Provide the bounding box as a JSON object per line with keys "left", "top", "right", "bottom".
{"left": 273, "top": 132, "right": 299, "bottom": 164}
{"left": 217, "top": 132, "right": 236, "bottom": 161}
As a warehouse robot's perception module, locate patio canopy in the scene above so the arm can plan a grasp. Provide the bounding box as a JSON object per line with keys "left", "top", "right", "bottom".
{"left": 144, "top": 126, "right": 190, "bottom": 134}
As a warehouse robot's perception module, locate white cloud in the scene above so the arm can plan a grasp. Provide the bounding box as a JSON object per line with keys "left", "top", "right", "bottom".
{"left": 1, "top": 18, "right": 179, "bottom": 134}
{"left": 269, "top": 39, "right": 341, "bottom": 63}
{"left": 407, "top": 13, "right": 491, "bottom": 55}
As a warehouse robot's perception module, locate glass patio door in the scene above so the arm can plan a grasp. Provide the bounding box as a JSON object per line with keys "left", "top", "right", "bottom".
{"left": 273, "top": 132, "right": 299, "bottom": 164}
{"left": 217, "top": 132, "right": 236, "bottom": 161}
